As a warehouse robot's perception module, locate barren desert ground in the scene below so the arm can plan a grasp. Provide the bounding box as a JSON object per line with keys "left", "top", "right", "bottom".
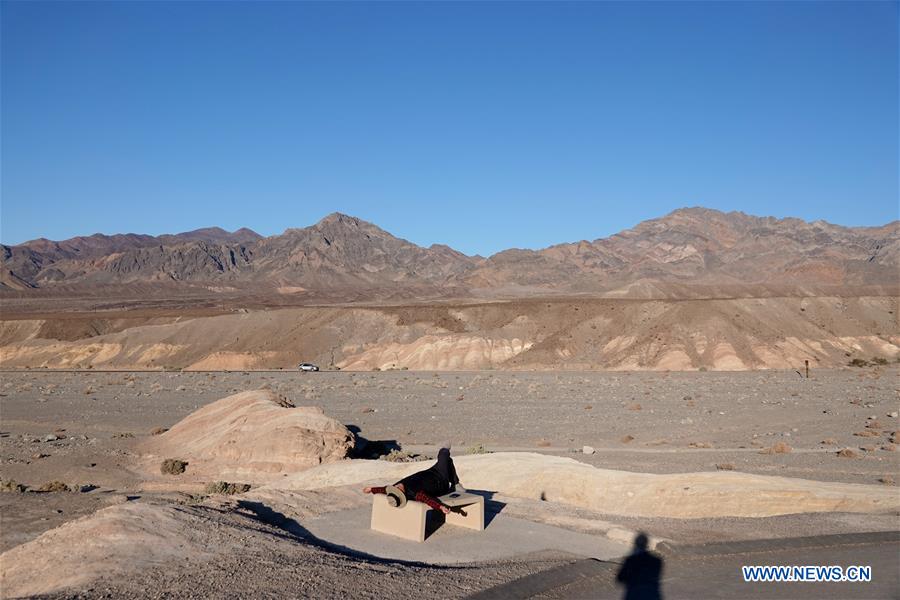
{"left": 1, "top": 367, "right": 898, "bottom": 598}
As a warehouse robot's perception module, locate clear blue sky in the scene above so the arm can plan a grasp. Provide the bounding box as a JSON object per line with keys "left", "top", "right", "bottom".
{"left": 2, "top": 1, "right": 897, "bottom": 255}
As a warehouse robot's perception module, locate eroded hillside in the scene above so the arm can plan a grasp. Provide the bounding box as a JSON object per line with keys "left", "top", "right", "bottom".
{"left": 1, "top": 296, "right": 896, "bottom": 371}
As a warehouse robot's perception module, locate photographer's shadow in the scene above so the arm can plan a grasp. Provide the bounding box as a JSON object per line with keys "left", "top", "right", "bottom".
{"left": 616, "top": 532, "right": 664, "bottom": 600}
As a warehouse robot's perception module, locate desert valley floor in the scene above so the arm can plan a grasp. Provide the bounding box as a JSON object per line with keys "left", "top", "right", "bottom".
{"left": 0, "top": 368, "right": 898, "bottom": 598}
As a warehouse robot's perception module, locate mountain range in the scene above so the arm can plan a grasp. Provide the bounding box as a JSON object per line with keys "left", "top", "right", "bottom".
{"left": 2, "top": 208, "right": 898, "bottom": 298}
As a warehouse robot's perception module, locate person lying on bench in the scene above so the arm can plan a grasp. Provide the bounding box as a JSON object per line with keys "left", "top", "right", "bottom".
{"left": 363, "top": 445, "right": 461, "bottom": 514}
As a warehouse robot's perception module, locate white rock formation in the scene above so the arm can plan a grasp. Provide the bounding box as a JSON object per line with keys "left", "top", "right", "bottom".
{"left": 267, "top": 452, "right": 900, "bottom": 519}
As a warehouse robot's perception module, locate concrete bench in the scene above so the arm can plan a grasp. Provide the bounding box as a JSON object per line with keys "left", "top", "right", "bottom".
{"left": 370, "top": 490, "right": 485, "bottom": 542}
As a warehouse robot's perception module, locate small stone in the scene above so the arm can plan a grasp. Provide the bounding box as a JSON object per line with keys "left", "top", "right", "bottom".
{"left": 582, "top": 445, "right": 595, "bottom": 455}
{"left": 42, "top": 434, "right": 58, "bottom": 442}
{"left": 888, "top": 412, "right": 898, "bottom": 418}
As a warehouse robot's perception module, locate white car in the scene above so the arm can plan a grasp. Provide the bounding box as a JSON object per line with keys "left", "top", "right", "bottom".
{"left": 298, "top": 363, "right": 319, "bottom": 372}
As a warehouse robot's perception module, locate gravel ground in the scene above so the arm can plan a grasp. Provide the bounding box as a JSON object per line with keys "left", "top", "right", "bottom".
{"left": 33, "top": 500, "right": 578, "bottom": 600}
{"left": 2, "top": 368, "right": 897, "bottom": 598}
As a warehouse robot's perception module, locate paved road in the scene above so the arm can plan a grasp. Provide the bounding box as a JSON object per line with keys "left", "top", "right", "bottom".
{"left": 468, "top": 531, "right": 900, "bottom": 600}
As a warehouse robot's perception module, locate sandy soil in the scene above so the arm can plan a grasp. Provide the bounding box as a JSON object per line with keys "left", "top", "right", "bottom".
{"left": 1, "top": 368, "right": 898, "bottom": 598}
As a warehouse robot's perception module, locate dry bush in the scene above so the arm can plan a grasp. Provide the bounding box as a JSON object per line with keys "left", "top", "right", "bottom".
{"left": 360, "top": 407, "right": 375, "bottom": 413}
{"left": 881, "top": 444, "right": 897, "bottom": 452}
{"left": 112, "top": 432, "right": 135, "bottom": 439}
{"left": 466, "top": 443, "right": 488, "bottom": 455}
{"left": 584, "top": 405, "right": 593, "bottom": 410}
{"left": 760, "top": 441, "right": 792, "bottom": 454}
{"left": 688, "top": 441, "right": 712, "bottom": 448}
{"left": 380, "top": 449, "right": 418, "bottom": 463}
{"left": 853, "top": 430, "right": 879, "bottom": 437}
{"left": 150, "top": 427, "right": 169, "bottom": 436}
{"left": 627, "top": 403, "right": 642, "bottom": 411}
{"left": 715, "top": 463, "right": 735, "bottom": 471}
{"left": 204, "top": 481, "right": 251, "bottom": 495}
{"left": 36, "top": 481, "right": 71, "bottom": 493}
{"left": 621, "top": 435, "right": 635, "bottom": 444}
{"left": 0, "top": 479, "right": 27, "bottom": 493}
{"left": 536, "top": 439, "right": 551, "bottom": 447}
{"left": 820, "top": 438, "right": 838, "bottom": 445}
{"left": 836, "top": 448, "right": 858, "bottom": 458}
{"left": 161, "top": 458, "right": 188, "bottom": 475}
{"left": 82, "top": 386, "right": 94, "bottom": 395}
{"left": 865, "top": 420, "right": 882, "bottom": 429}
{"left": 878, "top": 475, "right": 895, "bottom": 485}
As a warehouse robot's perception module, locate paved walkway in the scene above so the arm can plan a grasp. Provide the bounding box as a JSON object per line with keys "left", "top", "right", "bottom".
{"left": 301, "top": 503, "right": 629, "bottom": 565}
{"left": 467, "top": 531, "right": 900, "bottom": 599}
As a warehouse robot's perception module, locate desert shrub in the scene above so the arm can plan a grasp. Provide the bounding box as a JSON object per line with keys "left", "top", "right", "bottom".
{"left": 715, "top": 463, "right": 735, "bottom": 471}
{"left": 36, "top": 481, "right": 71, "bottom": 493}
{"left": 379, "top": 449, "right": 424, "bottom": 463}
{"left": 853, "top": 430, "right": 879, "bottom": 437}
{"left": 879, "top": 476, "right": 895, "bottom": 485}
{"left": 466, "top": 443, "right": 488, "bottom": 455}
{"left": 760, "top": 441, "right": 792, "bottom": 454}
{"left": 0, "top": 479, "right": 27, "bottom": 493}
{"left": 836, "top": 448, "right": 858, "bottom": 458}
{"left": 536, "top": 439, "right": 551, "bottom": 447}
{"left": 150, "top": 427, "right": 169, "bottom": 436}
{"left": 848, "top": 358, "right": 869, "bottom": 367}
{"left": 161, "top": 458, "right": 188, "bottom": 475}
{"left": 871, "top": 357, "right": 888, "bottom": 365}
{"left": 204, "top": 481, "right": 251, "bottom": 495}
{"left": 112, "top": 432, "right": 135, "bottom": 439}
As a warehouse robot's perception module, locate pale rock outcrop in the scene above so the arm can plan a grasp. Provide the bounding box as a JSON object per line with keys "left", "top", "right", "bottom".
{"left": 141, "top": 390, "right": 354, "bottom": 483}
{"left": 0, "top": 503, "right": 210, "bottom": 598}
{"left": 267, "top": 452, "right": 900, "bottom": 519}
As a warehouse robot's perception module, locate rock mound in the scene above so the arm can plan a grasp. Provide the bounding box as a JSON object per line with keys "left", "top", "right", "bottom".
{"left": 0, "top": 502, "right": 209, "bottom": 598}
{"left": 141, "top": 390, "right": 354, "bottom": 483}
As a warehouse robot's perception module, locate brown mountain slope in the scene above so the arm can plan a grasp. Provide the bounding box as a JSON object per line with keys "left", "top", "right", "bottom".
{"left": 2, "top": 209, "right": 897, "bottom": 297}
{"left": 0, "top": 227, "right": 261, "bottom": 290}
{"left": 469, "top": 208, "right": 900, "bottom": 293}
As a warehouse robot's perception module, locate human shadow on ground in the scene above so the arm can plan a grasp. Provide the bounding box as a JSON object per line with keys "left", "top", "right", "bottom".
{"left": 234, "top": 499, "right": 474, "bottom": 570}
{"left": 616, "top": 532, "right": 664, "bottom": 600}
